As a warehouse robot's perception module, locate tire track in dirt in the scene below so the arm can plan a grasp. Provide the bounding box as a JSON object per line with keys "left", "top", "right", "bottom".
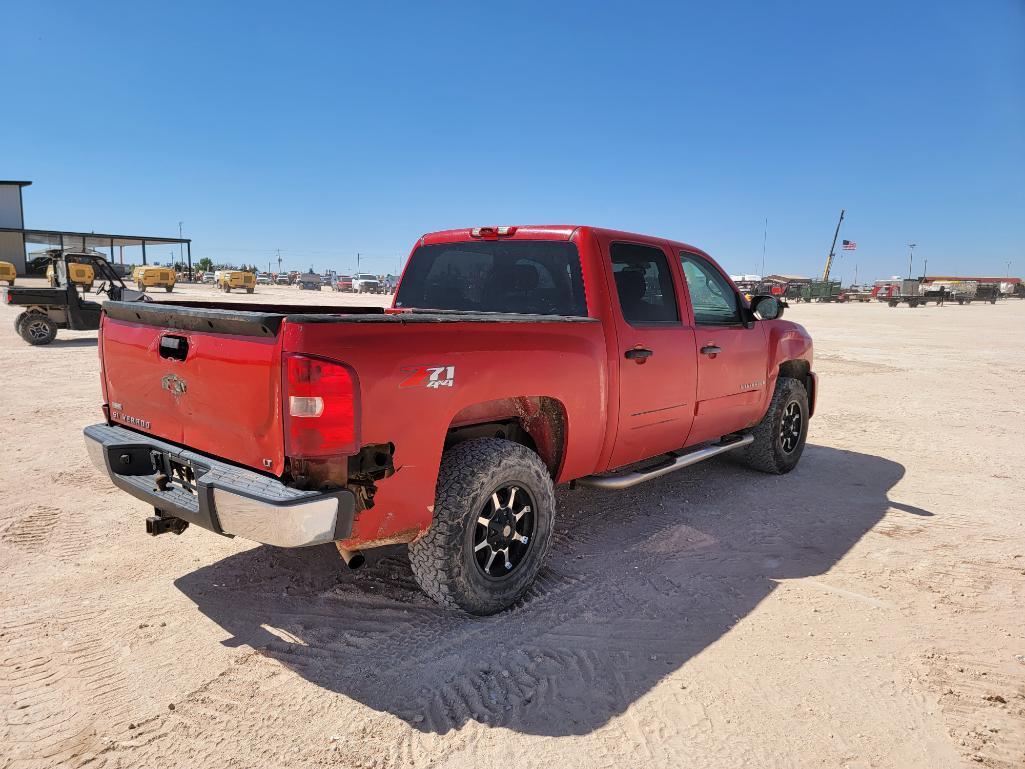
{"left": 2, "top": 506, "right": 62, "bottom": 554}
{"left": 0, "top": 606, "right": 131, "bottom": 769}
{"left": 916, "top": 651, "right": 1025, "bottom": 768}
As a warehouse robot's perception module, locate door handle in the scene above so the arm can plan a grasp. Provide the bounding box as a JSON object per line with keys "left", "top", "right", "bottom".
{"left": 700, "top": 345, "right": 722, "bottom": 356}
{"left": 624, "top": 348, "right": 653, "bottom": 360}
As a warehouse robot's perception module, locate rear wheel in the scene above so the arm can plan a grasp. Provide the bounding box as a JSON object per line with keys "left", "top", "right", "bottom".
{"left": 19, "top": 313, "right": 57, "bottom": 346}
{"left": 740, "top": 376, "right": 809, "bottom": 474}
{"left": 165, "top": 286, "right": 173, "bottom": 292}
{"left": 409, "top": 438, "right": 555, "bottom": 615}
{"left": 246, "top": 288, "right": 254, "bottom": 294}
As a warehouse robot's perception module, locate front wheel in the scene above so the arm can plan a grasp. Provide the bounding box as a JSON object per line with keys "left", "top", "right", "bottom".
{"left": 408, "top": 438, "right": 555, "bottom": 615}
{"left": 165, "top": 286, "right": 173, "bottom": 293}
{"left": 739, "top": 376, "right": 809, "bottom": 474}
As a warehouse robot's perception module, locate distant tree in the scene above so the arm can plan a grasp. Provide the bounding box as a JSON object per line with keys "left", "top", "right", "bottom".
{"left": 196, "top": 257, "right": 214, "bottom": 272}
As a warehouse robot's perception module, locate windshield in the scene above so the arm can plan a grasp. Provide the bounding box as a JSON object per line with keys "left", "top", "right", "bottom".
{"left": 394, "top": 240, "right": 587, "bottom": 316}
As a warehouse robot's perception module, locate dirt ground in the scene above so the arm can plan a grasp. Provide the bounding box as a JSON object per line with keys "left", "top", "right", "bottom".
{"left": 1, "top": 284, "right": 1022, "bottom": 769}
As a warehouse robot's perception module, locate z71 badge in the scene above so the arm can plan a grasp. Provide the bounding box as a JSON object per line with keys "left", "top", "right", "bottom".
{"left": 400, "top": 365, "right": 456, "bottom": 389}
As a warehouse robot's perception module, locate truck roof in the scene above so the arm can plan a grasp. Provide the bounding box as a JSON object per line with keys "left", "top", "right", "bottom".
{"left": 419, "top": 224, "right": 711, "bottom": 260}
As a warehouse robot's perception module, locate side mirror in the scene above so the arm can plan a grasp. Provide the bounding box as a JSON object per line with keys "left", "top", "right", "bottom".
{"left": 752, "top": 294, "right": 784, "bottom": 320}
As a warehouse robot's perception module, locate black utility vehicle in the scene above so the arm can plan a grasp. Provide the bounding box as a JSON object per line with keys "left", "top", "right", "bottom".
{"left": 2, "top": 253, "right": 148, "bottom": 345}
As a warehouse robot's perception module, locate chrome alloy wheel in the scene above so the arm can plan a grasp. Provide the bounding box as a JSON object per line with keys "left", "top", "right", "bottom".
{"left": 473, "top": 485, "right": 535, "bottom": 578}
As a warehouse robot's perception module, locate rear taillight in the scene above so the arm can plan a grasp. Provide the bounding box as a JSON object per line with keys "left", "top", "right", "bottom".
{"left": 283, "top": 353, "right": 360, "bottom": 458}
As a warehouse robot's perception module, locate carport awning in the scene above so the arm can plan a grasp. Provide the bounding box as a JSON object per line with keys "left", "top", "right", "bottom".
{"left": 0, "top": 226, "right": 189, "bottom": 250}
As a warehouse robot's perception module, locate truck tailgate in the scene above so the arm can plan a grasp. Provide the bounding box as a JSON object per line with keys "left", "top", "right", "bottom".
{"left": 100, "top": 314, "right": 286, "bottom": 475}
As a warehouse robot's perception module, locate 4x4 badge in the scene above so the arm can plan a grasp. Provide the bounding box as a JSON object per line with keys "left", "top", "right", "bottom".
{"left": 161, "top": 373, "right": 188, "bottom": 396}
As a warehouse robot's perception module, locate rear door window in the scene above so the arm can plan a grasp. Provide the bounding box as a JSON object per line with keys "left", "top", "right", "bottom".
{"left": 395, "top": 241, "right": 587, "bottom": 316}
{"left": 610, "top": 242, "right": 680, "bottom": 325}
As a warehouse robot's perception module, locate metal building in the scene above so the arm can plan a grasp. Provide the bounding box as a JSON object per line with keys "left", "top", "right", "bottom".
{"left": 0, "top": 180, "right": 191, "bottom": 275}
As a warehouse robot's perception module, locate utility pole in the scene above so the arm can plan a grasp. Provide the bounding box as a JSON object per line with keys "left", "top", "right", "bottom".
{"left": 276, "top": 249, "right": 282, "bottom": 275}
{"left": 907, "top": 243, "right": 917, "bottom": 279}
{"left": 1007, "top": 260, "right": 1012, "bottom": 277}
{"left": 760, "top": 217, "right": 767, "bottom": 278}
{"left": 356, "top": 252, "right": 361, "bottom": 274}
{"left": 822, "top": 209, "right": 845, "bottom": 282}
{"left": 178, "top": 222, "right": 184, "bottom": 266}
{"left": 923, "top": 258, "right": 928, "bottom": 279}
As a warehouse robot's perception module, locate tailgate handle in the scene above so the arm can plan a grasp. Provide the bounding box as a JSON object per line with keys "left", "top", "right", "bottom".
{"left": 159, "top": 334, "right": 189, "bottom": 361}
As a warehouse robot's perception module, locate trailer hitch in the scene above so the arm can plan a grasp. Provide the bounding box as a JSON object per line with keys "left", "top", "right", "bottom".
{"left": 146, "top": 512, "right": 189, "bottom": 536}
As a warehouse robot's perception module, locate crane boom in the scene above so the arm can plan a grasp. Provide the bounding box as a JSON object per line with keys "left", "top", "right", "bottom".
{"left": 822, "top": 209, "right": 845, "bottom": 282}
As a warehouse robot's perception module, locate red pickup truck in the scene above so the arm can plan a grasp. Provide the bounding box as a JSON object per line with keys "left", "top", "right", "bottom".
{"left": 84, "top": 225, "right": 816, "bottom": 614}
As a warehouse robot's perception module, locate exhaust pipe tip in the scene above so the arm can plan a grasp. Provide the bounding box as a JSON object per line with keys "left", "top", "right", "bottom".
{"left": 336, "top": 546, "right": 365, "bottom": 570}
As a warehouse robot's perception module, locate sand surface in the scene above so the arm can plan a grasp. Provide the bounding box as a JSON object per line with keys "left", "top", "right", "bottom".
{"left": 1, "top": 283, "right": 1022, "bottom": 768}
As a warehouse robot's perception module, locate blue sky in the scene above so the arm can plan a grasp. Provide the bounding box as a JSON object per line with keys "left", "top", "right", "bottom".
{"left": 2, "top": 1, "right": 1023, "bottom": 280}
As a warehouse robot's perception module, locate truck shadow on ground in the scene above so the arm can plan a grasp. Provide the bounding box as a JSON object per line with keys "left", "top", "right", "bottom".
{"left": 175, "top": 444, "right": 921, "bottom": 737}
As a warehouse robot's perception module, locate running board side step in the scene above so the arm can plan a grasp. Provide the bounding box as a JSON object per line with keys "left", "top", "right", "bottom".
{"left": 575, "top": 434, "right": 755, "bottom": 490}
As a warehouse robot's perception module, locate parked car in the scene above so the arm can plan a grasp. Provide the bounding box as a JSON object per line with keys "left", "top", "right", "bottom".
{"left": 274, "top": 274, "right": 290, "bottom": 285}
{"left": 352, "top": 273, "right": 382, "bottom": 293}
{"left": 256, "top": 273, "right": 272, "bottom": 285}
{"left": 333, "top": 275, "right": 353, "bottom": 292}
{"left": 84, "top": 224, "right": 815, "bottom": 615}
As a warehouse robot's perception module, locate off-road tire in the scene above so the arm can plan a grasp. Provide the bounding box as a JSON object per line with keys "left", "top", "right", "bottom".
{"left": 165, "top": 286, "right": 173, "bottom": 292}
{"left": 740, "top": 376, "right": 809, "bottom": 474}
{"left": 408, "top": 438, "right": 556, "bottom": 615}
{"left": 247, "top": 288, "right": 254, "bottom": 294}
{"left": 19, "top": 313, "right": 57, "bottom": 346}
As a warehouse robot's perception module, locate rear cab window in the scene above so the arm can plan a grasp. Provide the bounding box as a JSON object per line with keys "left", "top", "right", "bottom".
{"left": 395, "top": 241, "right": 588, "bottom": 316}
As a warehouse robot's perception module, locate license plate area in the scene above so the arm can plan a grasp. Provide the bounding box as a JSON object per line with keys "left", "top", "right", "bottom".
{"left": 150, "top": 450, "right": 203, "bottom": 497}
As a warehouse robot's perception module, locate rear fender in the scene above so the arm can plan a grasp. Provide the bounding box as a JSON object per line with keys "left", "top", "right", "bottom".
{"left": 446, "top": 396, "right": 568, "bottom": 478}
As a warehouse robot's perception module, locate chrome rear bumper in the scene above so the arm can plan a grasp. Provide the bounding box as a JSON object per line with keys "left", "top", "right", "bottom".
{"left": 83, "top": 423, "right": 355, "bottom": 547}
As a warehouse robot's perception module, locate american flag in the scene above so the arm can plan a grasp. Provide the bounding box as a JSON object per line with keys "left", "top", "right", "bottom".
{"left": 842, "top": 240, "right": 857, "bottom": 250}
